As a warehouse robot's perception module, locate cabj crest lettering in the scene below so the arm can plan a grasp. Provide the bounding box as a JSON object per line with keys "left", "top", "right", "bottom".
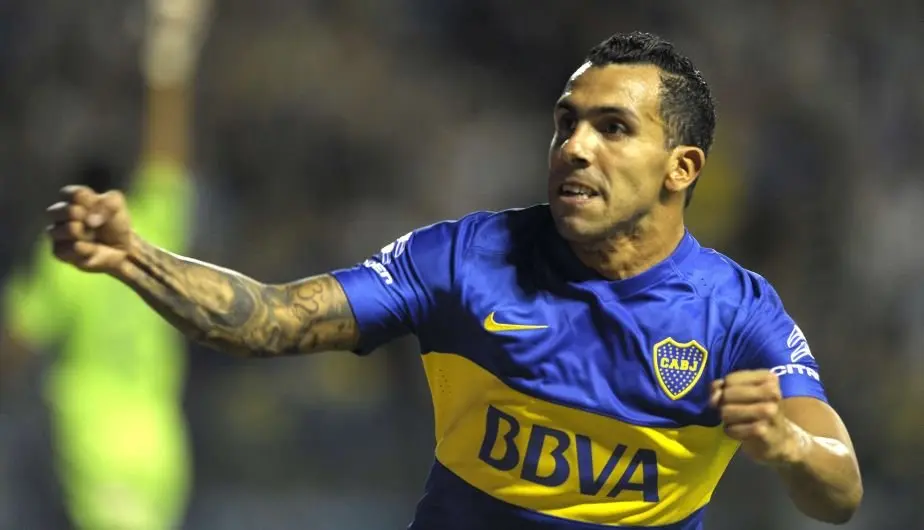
{"left": 653, "top": 338, "right": 708, "bottom": 400}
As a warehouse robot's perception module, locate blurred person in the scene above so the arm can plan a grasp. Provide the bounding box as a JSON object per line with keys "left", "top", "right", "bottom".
{"left": 43, "top": 32, "right": 862, "bottom": 529}
{"left": 2, "top": 0, "right": 210, "bottom": 528}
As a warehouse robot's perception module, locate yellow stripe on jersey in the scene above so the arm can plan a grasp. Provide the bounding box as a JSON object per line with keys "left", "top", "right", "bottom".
{"left": 421, "top": 352, "right": 740, "bottom": 526}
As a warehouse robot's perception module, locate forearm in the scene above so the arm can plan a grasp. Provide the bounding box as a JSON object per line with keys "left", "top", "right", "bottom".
{"left": 777, "top": 422, "right": 863, "bottom": 524}
{"left": 114, "top": 233, "right": 357, "bottom": 357}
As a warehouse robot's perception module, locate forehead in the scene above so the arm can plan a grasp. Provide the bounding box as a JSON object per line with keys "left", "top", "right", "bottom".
{"left": 559, "top": 62, "right": 662, "bottom": 114}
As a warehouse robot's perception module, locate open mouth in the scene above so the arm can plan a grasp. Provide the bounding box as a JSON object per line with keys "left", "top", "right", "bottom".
{"left": 558, "top": 183, "right": 600, "bottom": 200}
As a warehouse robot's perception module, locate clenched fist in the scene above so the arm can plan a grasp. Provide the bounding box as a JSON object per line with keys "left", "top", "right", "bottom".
{"left": 47, "top": 185, "right": 134, "bottom": 274}
{"left": 711, "top": 370, "right": 808, "bottom": 466}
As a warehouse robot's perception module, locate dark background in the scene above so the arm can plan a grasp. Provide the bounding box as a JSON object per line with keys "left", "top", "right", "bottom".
{"left": 1, "top": 1, "right": 922, "bottom": 528}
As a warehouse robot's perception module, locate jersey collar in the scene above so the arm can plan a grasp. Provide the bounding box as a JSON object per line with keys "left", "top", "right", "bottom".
{"left": 544, "top": 214, "right": 699, "bottom": 300}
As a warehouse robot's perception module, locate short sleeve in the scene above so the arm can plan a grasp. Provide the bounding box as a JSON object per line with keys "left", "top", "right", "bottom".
{"left": 730, "top": 278, "right": 828, "bottom": 403}
{"left": 331, "top": 217, "right": 473, "bottom": 355}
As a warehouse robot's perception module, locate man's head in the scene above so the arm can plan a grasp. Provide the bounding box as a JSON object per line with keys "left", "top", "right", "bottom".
{"left": 548, "top": 32, "right": 715, "bottom": 243}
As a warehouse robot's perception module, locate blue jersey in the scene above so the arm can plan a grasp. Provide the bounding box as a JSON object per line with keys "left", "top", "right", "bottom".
{"left": 331, "top": 205, "right": 826, "bottom": 530}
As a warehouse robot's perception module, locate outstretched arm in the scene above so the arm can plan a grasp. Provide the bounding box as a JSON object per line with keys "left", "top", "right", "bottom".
{"left": 117, "top": 235, "right": 358, "bottom": 357}
{"left": 47, "top": 186, "right": 358, "bottom": 358}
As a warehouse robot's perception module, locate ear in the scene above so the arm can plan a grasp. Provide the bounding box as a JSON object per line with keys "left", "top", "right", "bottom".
{"left": 665, "top": 146, "right": 706, "bottom": 194}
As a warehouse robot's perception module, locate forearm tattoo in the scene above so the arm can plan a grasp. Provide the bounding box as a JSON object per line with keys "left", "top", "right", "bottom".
{"left": 121, "top": 235, "right": 358, "bottom": 357}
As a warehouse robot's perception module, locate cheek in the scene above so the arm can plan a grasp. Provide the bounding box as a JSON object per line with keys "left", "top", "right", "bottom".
{"left": 602, "top": 150, "right": 664, "bottom": 199}
{"left": 602, "top": 153, "right": 645, "bottom": 189}
{"left": 631, "top": 147, "right": 668, "bottom": 185}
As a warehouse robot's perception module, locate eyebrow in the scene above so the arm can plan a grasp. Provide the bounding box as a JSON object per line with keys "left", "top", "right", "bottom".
{"left": 554, "top": 100, "right": 639, "bottom": 124}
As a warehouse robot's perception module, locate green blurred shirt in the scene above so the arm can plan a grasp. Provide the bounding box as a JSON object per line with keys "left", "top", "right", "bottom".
{"left": 4, "top": 163, "right": 194, "bottom": 436}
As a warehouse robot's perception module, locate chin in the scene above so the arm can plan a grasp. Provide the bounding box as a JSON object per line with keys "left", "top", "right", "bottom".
{"left": 551, "top": 211, "right": 608, "bottom": 244}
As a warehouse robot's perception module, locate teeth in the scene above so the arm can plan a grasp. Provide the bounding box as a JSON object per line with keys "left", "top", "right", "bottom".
{"left": 561, "top": 184, "right": 595, "bottom": 196}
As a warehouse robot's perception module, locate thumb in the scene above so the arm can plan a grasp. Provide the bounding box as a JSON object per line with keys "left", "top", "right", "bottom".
{"left": 86, "top": 191, "right": 126, "bottom": 228}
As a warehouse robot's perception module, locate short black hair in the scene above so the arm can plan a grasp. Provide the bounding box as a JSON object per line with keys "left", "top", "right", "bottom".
{"left": 585, "top": 32, "right": 716, "bottom": 207}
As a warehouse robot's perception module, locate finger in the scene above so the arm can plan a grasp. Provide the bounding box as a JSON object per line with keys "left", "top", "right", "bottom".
{"left": 720, "top": 381, "right": 781, "bottom": 404}
{"left": 720, "top": 403, "right": 778, "bottom": 425}
{"left": 724, "top": 421, "right": 770, "bottom": 441}
{"left": 52, "top": 240, "right": 94, "bottom": 262}
{"left": 86, "top": 190, "right": 125, "bottom": 228}
{"left": 46, "top": 221, "right": 92, "bottom": 242}
{"left": 46, "top": 201, "right": 88, "bottom": 223}
{"left": 82, "top": 248, "right": 120, "bottom": 270}
{"left": 710, "top": 380, "right": 724, "bottom": 407}
{"left": 60, "top": 185, "right": 96, "bottom": 207}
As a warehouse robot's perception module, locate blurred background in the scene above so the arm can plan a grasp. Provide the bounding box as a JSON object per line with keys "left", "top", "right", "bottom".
{"left": 1, "top": 0, "right": 922, "bottom": 529}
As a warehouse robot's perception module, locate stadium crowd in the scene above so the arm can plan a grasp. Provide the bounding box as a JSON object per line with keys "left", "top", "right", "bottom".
{"left": 1, "top": 1, "right": 921, "bottom": 528}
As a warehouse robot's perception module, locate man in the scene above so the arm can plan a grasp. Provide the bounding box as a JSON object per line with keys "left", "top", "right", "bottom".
{"left": 45, "top": 32, "right": 862, "bottom": 529}
{"left": 4, "top": 0, "right": 209, "bottom": 528}
{"left": 6, "top": 162, "right": 194, "bottom": 530}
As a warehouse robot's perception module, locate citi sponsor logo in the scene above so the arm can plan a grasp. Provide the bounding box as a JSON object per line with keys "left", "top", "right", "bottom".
{"left": 770, "top": 364, "right": 820, "bottom": 381}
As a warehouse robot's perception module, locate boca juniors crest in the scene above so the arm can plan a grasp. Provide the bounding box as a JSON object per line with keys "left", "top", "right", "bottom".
{"left": 653, "top": 338, "right": 708, "bottom": 400}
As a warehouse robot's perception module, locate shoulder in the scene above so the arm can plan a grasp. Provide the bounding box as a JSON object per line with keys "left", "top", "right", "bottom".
{"left": 371, "top": 205, "right": 548, "bottom": 269}
{"left": 680, "top": 241, "right": 781, "bottom": 313}
{"left": 669, "top": 240, "right": 790, "bottom": 358}
{"left": 407, "top": 204, "right": 549, "bottom": 255}
{"left": 681, "top": 248, "right": 824, "bottom": 393}
{"left": 464, "top": 204, "right": 552, "bottom": 254}
{"left": 657, "top": 241, "right": 810, "bottom": 380}
{"left": 679, "top": 241, "right": 803, "bottom": 360}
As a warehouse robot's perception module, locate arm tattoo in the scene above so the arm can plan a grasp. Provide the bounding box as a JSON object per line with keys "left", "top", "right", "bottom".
{"left": 118, "top": 234, "right": 358, "bottom": 357}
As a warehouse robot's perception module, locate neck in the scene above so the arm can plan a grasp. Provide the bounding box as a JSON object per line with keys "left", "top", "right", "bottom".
{"left": 569, "top": 209, "right": 685, "bottom": 281}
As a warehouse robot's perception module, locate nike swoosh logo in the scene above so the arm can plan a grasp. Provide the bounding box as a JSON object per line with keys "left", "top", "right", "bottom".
{"left": 483, "top": 312, "right": 549, "bottom": 332}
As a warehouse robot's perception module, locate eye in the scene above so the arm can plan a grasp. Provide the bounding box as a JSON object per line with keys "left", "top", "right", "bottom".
{"left": 601, "top": 120, "right": 627, "bottom": 136}
{"left": 556, "top": 113, "right": 577, "bottom": 134}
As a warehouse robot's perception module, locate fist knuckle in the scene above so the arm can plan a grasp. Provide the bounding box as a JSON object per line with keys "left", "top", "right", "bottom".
{"left": 760, "top": 403, "right": 777, "bottom": 418}
{"left": 726, "top": 387, "right": 745, "bottom": 402}
{"left": 67, "top": 221, "right": 88, "bottom": 240}
{"left": 768, "top": 390, "right": 782, "bottom": 403}
{"left": 102, "top": 190, "right": 126, "bottom": 207}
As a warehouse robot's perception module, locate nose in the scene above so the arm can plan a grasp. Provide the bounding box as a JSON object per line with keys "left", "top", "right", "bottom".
{"left": 560, "top": 124, "right": 593, "bottom": 169}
